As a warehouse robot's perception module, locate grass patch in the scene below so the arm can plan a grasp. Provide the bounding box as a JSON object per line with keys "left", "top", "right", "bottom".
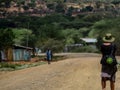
{"left": 0, "top": 55, "right": 66, "bottom": 71}
{"left": 52, "top": 56, "right": 66, "bottom": 61}
{"left": 38, "top": 55, "right": 66, "bottom": 62}
{"left": 0, "top": 61, "right": 47, "bottom": 71}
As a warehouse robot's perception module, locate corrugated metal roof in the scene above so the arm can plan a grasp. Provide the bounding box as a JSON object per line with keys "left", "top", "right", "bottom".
{"left": 13, "top": 44, "right": 33, "bottom": 50}
{"left": 80, "top": 38, "right": 97, "bottom": 43}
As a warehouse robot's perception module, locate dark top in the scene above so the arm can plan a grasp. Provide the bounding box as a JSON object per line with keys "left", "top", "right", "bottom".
{"left": 100, "top": 43, "right": 117, "bottom": 65}
{"left": 100, "top": 43, "right": 117, "bottom": 80}
{"left": 101, "top": 43, "right": 116, "bottom": 57}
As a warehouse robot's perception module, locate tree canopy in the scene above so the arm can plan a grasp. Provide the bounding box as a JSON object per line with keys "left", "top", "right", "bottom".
{"left": 0, "top": 12, "right": 120, "bottom": 53}
{"left": 0, "top": 28, "right": 14, "bottom": 50}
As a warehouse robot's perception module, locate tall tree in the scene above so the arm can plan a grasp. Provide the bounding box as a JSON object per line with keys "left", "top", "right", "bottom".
{"left": 0, "top": 28, "right": 14, "bottom": 50}
{"left": 0, "top": 28, "right": 15, "bottom": 61}
{"left": 12, "top": 28, "right": 33, "bottom": 47}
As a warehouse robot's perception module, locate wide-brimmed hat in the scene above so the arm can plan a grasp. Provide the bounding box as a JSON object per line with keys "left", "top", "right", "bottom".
{"left": 102, "top": 33, "right": 115, "bottom": 42}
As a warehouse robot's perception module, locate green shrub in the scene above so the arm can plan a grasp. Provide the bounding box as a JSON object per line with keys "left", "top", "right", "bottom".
{"left": 0, "top": 63, "right": 21, "bottom": 69}
{"left": 0, "top": 62, "right": 22, "bottom": 71}
{"left": 0, "top": 62, "right": 46, "bottom": 71}
{"left": 69, "top": 46, "right": 98, "bottom": 53}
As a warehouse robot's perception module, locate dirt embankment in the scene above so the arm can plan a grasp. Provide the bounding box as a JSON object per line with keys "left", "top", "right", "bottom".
{"left": 0, "top": 53, "right": 120, "bottom": 90}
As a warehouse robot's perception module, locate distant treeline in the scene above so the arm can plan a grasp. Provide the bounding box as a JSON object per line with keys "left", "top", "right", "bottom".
{"left": 0, "top": 12, "right": 120, "bottom": 54}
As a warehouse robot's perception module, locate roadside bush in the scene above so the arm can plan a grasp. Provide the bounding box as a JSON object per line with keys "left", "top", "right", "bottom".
{"left": 41, "top": 38, "right": 64, "bottom": 53}
{"left": 0, "top": 62, "right": 46, "bottom": 71}
{"left": 70, "top": 46, "right": 98, "bottom": 53}
{"left": 0, "top": 62, "right": 21, "bottom": 68}
{"left": 0, "top": 62, "right": 22, "bottom": 71}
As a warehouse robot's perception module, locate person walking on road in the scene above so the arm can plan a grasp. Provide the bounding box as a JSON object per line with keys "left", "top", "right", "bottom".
{"left": 100, "top": 33, "right": 118, "bottom": 90}
{"left": 46, "top": 49, "right": 52, "bottom": 64}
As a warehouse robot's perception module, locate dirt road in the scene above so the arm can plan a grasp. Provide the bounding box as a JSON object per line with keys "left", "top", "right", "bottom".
{"left": 0, "top": 53, "right": 120, "bottom": 90}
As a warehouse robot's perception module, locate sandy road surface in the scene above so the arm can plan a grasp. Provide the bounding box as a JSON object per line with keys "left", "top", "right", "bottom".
{"left": 0, "top": 53, "right": 120, "bottom": 90}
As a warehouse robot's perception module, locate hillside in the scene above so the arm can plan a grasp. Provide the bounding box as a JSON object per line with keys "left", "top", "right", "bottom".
{"left": 0, "top": 0, "right": 120, "bottom": 17}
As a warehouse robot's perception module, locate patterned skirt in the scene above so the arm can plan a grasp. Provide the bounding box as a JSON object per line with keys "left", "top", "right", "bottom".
{"left": 101, "top": 65, "right": 117, "bottom": 82}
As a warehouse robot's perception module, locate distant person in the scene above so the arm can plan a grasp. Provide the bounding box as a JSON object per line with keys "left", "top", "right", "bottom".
{"left": 35, "top": 48, "right": 39, "bottom": 56}
{"left": 100, "top": 33, "right": 118, "bottom": 90}
{"left": 46, "top": 49, "right": 52, "bottom": 64}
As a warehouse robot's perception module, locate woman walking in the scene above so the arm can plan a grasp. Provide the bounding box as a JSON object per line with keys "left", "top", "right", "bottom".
{"left": 100, "top": 33, "right": 117, "bottom": 90}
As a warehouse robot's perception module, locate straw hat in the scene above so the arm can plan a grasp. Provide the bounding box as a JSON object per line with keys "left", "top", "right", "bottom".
{"left": 102, "top": 33, "right": 115, "bottom": 43}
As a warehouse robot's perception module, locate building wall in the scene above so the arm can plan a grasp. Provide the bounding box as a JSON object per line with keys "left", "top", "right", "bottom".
{"left": 0, "top": 45, "right": 32, "bottom": 61}
{"left": 13, "top": 49, "right": 31, "bottom": 61}
{"left": 0, "top": 50, "right": 6, "bottom": 61}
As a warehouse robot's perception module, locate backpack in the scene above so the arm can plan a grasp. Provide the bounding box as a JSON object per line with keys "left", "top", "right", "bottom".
{"left": 105, "top": 55, "right": 117, "bottom": 66}
{"left": 101, "top": 44, "right": 117, "bottom": 66}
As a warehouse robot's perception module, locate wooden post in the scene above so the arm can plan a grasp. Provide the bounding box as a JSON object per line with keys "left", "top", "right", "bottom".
{"left": 7, "top": 48, "right": 13, "bottom": 61}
